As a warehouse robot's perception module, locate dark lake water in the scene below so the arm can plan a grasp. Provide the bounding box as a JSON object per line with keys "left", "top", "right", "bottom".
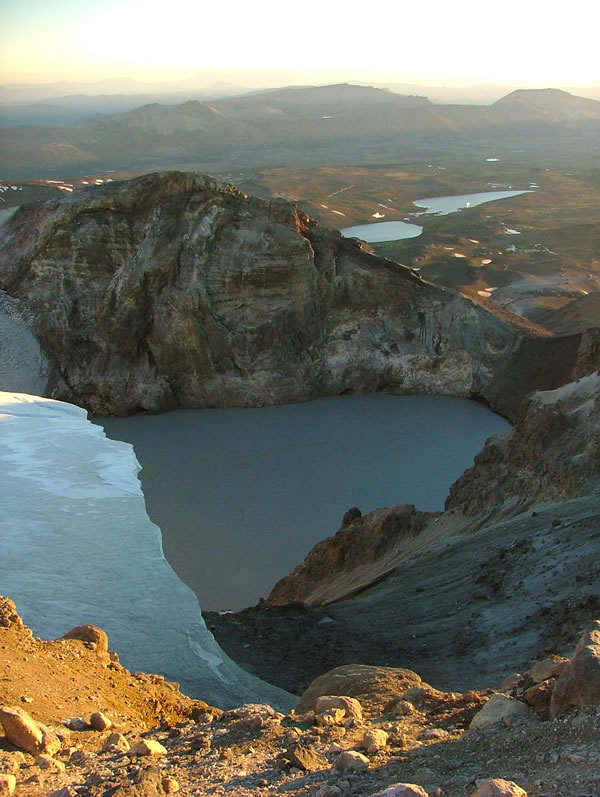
{"left": 97, "top": 394, "right": 509, "bottom": 611}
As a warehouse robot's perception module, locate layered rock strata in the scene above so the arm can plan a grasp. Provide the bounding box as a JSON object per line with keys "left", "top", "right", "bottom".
{"left": 0, "top": 171, "right": 590, "bottom": 420}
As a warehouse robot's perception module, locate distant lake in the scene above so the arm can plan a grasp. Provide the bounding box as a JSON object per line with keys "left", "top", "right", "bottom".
{"left": 97, "top": 394, "right": 509, "bottom": 612}
{"left": 340, "top": 220, "right": 423, "bottom": 243}
{"left": 340, "top": 189, "right": 533, "bottom": 243}
{"left": 413, "top": 189, "right": 533, "bottom": 215}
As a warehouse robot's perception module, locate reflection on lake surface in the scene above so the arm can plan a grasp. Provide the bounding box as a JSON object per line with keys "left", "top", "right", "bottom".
{"left": 340, "top": 189, "right": 533, "bottom": 242}
{"left": 97, "top": 394, "right": 510, "bottom": 611}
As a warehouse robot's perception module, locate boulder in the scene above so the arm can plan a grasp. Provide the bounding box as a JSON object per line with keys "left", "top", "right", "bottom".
{"left": 296, "top": 664, "right": 422, "bottom": 718}
{"left": 469, "top": 694, "right": 529, "bottom": 729}
{"left": 550, "top": 619, "right": 600, "bottom": 716}
{"left": 0, "top": 706, "right": 58, "bottom": 756}
{"left": 62, "top": 624, "right": 108, "bottom": 655}
{"left": 471, "top": 778, "right": 527, "bottom": 796}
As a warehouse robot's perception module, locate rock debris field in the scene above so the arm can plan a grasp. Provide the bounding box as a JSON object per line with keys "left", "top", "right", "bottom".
{"left": 1, "top": 596, "right": 600, "bottom": 796}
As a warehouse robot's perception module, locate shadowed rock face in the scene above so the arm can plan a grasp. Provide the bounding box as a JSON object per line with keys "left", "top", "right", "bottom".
{"left": 0, "top": 171, "right": 588, "bottom": 418}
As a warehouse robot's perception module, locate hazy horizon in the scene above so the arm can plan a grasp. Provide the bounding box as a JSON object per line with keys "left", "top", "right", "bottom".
{"left": 2, "top": 0, "right": 599, "bottom": 92}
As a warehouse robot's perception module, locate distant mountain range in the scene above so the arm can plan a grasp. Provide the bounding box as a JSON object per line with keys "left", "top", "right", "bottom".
{"left": 1, "top": 84, "right": 598, "bottom": 178}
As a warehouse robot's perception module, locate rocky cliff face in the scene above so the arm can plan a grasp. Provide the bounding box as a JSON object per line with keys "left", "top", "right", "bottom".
{"left": 0, "top": 171, "right": 589, "bottom": 419}
{"left": 445, "top": 370, "right": 600, "bottom": 517}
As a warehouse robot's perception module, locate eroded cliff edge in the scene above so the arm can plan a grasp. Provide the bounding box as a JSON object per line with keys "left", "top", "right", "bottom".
{"left": 0, "top": 170, "right": 591, "bottom": 419}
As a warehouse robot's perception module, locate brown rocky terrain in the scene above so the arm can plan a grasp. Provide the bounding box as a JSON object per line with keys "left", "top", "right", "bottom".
{"left": 2, "top": 597, "right": 600, "bottom": 797}
{"left": 0, "top": 171, "right": 594, "bottom": 421}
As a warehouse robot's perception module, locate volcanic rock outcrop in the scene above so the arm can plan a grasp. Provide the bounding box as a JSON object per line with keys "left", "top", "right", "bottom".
{"left": 0, "top": 171, "right": 591, "bottom": 419}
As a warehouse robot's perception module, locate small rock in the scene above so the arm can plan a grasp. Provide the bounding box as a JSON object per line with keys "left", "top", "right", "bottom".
{"left": 101, "top": 732, "right": 130, "bottom": 753}
{"left": 470, "top": 778, "right": 527, "bottom": 796}
{"left": 102, "top": 731, "right": 131, "bottom": 753}
{"left": 69, "top": 750, "right": 97, "bottom": 768}
{"left": 316, "top": 709, "right": 346, "bottom": 727}
{"left": 370, "top": 785, "right": 430, "bottom": 797}
{"left": 316, "top": 786, "right": 342, "bottom": 797}
{"left": 129, "top": 739, "right": 167, "bottom": 756}
{"left": 34, "top": 754, "right": 65, "bottom": 772}
{"left": 46, "top": 788, "right": 78, "bottom": 797}
{"left": 420, "top": 727, "right": 449, "bottom": 740}
{"left": 86, "top": 770, "right": 112, "bottom": 786}
{"left": 89, "top": 711, "right": 112, "bottom": 731}
{"left": 161, "top": 777, "right": 180, "bottom": 793}
{"left": 394, "top": 699, "right": 416, "bottom": 716}
{"left": 362, "top": 728, "right": 388, "bottom": 753}
{"left": 333, "top": 750, "right": 369, "bottom": 772}
{"left": 65, "top": 717, "right": 88, "bottom": 731}
{"left": 190, "top": 734, "right": 211, "bottom": 753}
{"left": 314, "top": 696, "right": 363, "bottom": 723}
{"left": 280, "top": 744, "right": 327, "bottom": 772}
{"left": 469, "top": 694, "right": 529, "bottom": 728}
{"left": 0, "top": 775, "right": 16, "bottom": 796}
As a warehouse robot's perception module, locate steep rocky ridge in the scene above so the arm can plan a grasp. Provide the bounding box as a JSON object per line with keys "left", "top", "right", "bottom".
{"left": 0, "top": 171, "right": 591, "bottom": 419}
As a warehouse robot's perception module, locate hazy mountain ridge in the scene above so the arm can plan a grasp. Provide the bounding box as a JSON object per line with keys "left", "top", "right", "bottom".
{"left": 1, "top": 85, "right": 598, "bottom": 177}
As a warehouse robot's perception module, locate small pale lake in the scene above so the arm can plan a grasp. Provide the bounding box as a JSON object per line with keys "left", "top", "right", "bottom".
{"left": 340, "top": 189, "right": 533, "bottom": 243}
{"left": 97, "top": 394, "right": 510, "bottom": 611}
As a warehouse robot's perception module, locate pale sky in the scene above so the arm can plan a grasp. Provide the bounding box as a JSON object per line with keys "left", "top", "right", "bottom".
{"left": 1, "top": 0, "right": 599, "bottom": 88}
